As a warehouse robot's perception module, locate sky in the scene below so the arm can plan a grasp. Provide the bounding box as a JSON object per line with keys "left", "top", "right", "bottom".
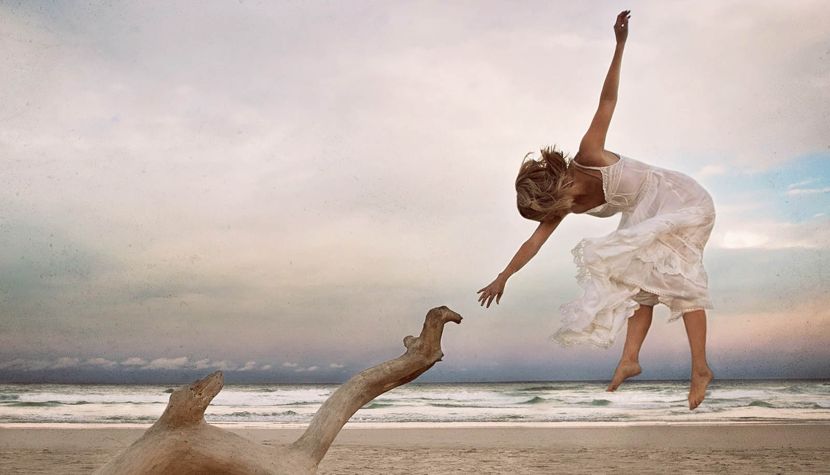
{"left": 0, "top": 0, "right": 828, "bottom": 384}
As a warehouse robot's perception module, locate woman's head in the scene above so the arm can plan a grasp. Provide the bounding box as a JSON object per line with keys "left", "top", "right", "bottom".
{"left": 515, "top": 146, "right": 574, "bottom": 221}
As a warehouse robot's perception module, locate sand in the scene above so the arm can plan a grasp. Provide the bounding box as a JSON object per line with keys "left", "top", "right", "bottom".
{"left": 1, "top": 424, "right": 828, "bottom": 474}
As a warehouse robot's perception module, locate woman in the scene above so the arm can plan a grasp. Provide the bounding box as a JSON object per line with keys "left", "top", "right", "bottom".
{"left": 477, "top": 10, "right": 716, "bottom": 410}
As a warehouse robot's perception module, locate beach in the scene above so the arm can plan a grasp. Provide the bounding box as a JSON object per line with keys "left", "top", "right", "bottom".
{"left": 1, "top": 424, "right": 828, "bottom": 474}
{"left": 1, "top": 380, "right": 829, "bottom": 472}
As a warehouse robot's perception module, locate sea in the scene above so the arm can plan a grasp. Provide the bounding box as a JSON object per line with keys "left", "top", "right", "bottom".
{"left": 1, "top": 380, "right": 828, "bottom": 426}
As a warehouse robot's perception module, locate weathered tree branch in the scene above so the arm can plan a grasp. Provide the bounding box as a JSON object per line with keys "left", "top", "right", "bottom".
{"left": 291, "top": 305, "right": 462, "bottom": 464}
{"left": 95, "top": 305, "right": 461, "bottom": 474}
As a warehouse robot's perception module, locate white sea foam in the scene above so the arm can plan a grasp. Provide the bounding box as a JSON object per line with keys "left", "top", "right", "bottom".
{"left": 1, "top": 380, "right": 828, "bottom": 425}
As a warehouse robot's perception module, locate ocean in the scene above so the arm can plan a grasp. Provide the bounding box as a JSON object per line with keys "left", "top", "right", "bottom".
{"left": 1, "top": 380, "right": 828, "bottom": 426}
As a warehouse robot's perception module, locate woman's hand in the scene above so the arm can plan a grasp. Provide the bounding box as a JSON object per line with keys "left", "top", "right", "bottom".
{"left": 477, "top": 274, "right": 507, "bottom": 308}
{"left": 614, "top": 10, "right": 631, "bottom": 44}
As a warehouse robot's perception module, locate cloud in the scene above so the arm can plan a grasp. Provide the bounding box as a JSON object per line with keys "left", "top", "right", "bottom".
{"left": 697, "top": 164, "right": 727, "bottom": 178}
{"left": 714, "top": 216, "right": 830, "bottom": 250}
{"left": 0, "top": 359, "right": 52, "bottom": 371}
{"left": 0, "top": 356, "right": 336, "bottom": 374}
{"left": 786, "top": 186, "right": 830, "bottom": 196}
{"left": 120, "top": 357, "right": 148, "bottom": 367}
{"left": 192, "top": 358, "right": 236, "bottom": 371}
{"left": 0, "top": 356, "right": 257, "bottom": 373}
{"left": 293, "top": 365, "right": 319, "bottom": 373}
{"left": 140, "top": 357, "right": 242, "bottom": 371}
{"left": 51, "top": 357, "right": 81, "bottom": 369}
{"left": 788, "top": 179, "right": 818, "bottom": 189}
{"left": 141, "top": 357, "right": 190, "bottom": 370}
{"left": 238, "top": 361, "right": 257, "bottom": 372}
{"left": 784, "top": 177, "right": 829, "bottom": 196}
{"left": 211, "top": 361, "right": 237, "bottom": 371}
{"left": 720, "top": 231, "right": 772, "bottom": 249}
{"left": 0, "top": 357, "right": 120, "bottom": 371}
{"left": 85, "top": 358, "right": 117, "bottom": 368}
{"left": 193, "top": 358, "right": 213, "bottom": 370}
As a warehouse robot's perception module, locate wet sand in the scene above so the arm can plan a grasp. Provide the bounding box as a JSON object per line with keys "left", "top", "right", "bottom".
{"left": 1, "top": 424, "right": 828, "bottom": 474}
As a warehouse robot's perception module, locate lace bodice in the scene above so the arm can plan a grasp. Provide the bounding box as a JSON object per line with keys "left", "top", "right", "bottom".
{"left": 572, "top": 155, "right": 650, "bottom": 218}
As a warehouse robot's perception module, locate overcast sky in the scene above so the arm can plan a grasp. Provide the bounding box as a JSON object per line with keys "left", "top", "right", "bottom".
{"left": 1, "top": 0, "right": 828, "bottom": 383}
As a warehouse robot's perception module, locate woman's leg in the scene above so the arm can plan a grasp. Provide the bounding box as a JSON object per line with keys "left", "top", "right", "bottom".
{"left": 607, "top": 303, "right": 654, "bottom": 391}
{"left": 682, "top": 309, "right": 714, "bottom": 410}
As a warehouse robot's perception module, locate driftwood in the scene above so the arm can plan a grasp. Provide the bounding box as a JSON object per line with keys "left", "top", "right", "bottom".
{"left": 95, "top": 305, "right": 462, "bottom": 474}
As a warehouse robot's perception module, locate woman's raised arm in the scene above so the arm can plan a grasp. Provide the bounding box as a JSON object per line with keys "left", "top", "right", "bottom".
{"left": 477, "top": 216, "right": 563, "bottom": 308}
{"left": 577, "top": 10, "right": 630, "bottom": 163}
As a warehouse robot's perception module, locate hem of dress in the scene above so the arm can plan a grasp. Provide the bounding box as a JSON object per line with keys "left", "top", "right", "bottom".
{"left": 617, "top": 277, "right": 713, "bottom": 322}
{"left": 554, "top": 215, "right": 715, "bottom": 347}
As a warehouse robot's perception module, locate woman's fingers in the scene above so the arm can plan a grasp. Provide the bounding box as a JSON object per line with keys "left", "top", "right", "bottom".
{"left": 481, "top": 290, "right": 489, "bottom": 306}
{"left": 477, "top": 282, "right": 504, "bottom": 308}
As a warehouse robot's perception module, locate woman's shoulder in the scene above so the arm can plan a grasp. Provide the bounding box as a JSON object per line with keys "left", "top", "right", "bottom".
{"left": 573, "top": 150, "right": 622, "bottom": 168}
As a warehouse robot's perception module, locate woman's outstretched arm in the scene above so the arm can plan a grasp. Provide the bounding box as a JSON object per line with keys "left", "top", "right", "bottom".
{"left": 477, "top": 216, "right": 563, "bottom": 308}
{"left": 578, "top": 10, "right": 631, "bottom": 163}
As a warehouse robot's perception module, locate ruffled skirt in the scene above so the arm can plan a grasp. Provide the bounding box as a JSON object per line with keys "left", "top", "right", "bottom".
{"left": 552, "top": 205, "right": 716, "bottom": 348}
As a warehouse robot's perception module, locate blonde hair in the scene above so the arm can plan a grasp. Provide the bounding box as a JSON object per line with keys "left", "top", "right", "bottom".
{"left": 515, "top": 146, "right": 574, "bottom": 221}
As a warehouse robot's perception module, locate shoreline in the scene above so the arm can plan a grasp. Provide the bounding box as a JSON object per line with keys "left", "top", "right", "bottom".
{"left": 3, "top": 419, "right": 830, "bottom": 430}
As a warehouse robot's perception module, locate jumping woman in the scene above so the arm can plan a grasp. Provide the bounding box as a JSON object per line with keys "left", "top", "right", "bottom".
{"left": 477, "top": 10, "right": 716, "bottom": 410}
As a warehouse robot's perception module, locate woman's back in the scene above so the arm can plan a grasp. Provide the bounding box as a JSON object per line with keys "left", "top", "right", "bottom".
{"left": 574, "top": 155, "right": 715, "bottom": 228}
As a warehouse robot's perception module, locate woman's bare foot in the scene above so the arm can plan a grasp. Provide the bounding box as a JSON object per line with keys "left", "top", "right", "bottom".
{"left": 688, "top": 367, "right": 714, "bottom": 410}
{"left": 606, "top": 360, "right": 641, "bottom": 392}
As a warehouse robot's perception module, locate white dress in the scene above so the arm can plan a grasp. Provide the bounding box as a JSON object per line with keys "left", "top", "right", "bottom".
{"left": 552, "top": 154, "right": 716, "bottom": 348}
